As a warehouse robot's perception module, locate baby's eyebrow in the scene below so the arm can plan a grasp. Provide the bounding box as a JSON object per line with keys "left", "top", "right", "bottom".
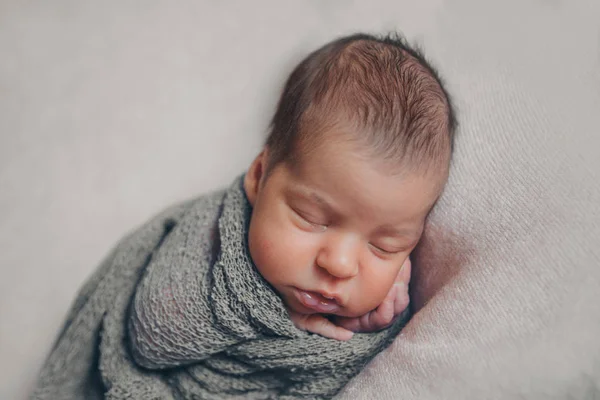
{"left": 286, "top": 185, "right": 345, "bottom": 218}
{"left": 288, "top": 185, "right": 332, "bottom": 208}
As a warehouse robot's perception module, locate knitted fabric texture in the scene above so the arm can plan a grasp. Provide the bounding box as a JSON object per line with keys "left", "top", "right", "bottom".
{"left": 32, "top": 176, "right": 408, "bottom": 400}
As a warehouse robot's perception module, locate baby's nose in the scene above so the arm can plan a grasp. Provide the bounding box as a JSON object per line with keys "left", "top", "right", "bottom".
{"left": 316, "top": 235, "right": 359, "bottom": 279}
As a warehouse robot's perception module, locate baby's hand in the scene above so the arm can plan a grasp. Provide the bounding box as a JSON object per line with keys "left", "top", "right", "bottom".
{"left": 289, "top": 312, "right": 355, "bottom": 341}
{"left": 333, "top": 257, "right": 411, "bottom": 334}
{"left": 289, "top": 257, "right": 411, "bottom": 341}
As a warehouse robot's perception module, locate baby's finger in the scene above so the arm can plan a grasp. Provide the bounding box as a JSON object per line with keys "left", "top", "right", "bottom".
{"left": 367, "top": 288, "right": 396, "bottom": 329}
{"left": 333, "top": 316, "right": 362, "bottom": 332}
{"left": 394, "top": 282, "right": 410, "bottom": 314}
{"left": 397, "top": 257, "right": 412, "bottom": 284}
{"left": 297, "top": 314, "right": 354, "bottom": 341}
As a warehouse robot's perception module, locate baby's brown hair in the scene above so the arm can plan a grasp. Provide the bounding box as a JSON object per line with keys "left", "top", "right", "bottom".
{"left": 265, "top": 33, "right": 457, "bottom": 175}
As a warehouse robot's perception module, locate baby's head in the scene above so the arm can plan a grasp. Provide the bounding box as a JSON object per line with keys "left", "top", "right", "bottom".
{"left": 244, "top": 33, "right": 456, "bottom": 317}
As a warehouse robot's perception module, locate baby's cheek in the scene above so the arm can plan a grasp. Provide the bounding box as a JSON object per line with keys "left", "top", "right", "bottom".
{"left": 353, "top": 273, "right": 396, "bottom": 313}
{"left": 252, "top": 239, "right": 276, "bottom": 273}
{"left": 248, "top": 224, "right": 271, "bottom": 270}
{"left": 272, "top": 232, "right": 315, "bottom": 281}
{"left": 252, "top": 226, "right": 293, "bottom": 279}
{"left": 259, "top": 237, "right": 273, "bottom": 257}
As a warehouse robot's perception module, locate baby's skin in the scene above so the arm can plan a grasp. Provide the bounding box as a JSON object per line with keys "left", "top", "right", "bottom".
{"left": 244, "top": 128, "right": 446, "bottom": 341}
{"left": 292, "top": 257, "right": 412, "bottom": 340}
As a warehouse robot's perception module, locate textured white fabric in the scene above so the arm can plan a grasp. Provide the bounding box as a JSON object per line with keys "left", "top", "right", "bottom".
{"left": 1, "top": 1, "right": 599, "bottom": 399}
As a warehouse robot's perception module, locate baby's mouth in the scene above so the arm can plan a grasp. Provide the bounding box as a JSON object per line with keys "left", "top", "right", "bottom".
{"left": 293, "top": 288, "right": 341, "bottom": 313}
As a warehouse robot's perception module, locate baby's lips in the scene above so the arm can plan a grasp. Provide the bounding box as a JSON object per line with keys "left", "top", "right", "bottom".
{"left": 296, "top": 290, "right": 340, "bottom": 313}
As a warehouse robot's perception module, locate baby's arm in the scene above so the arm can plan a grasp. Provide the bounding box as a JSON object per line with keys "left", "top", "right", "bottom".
{"left": 290, "top": 257, "right": 411, "bottom": 341}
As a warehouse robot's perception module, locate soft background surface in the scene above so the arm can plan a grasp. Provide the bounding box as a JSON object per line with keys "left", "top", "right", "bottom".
{"left": 1, "top": 1, "right": 599, "bottom": 399}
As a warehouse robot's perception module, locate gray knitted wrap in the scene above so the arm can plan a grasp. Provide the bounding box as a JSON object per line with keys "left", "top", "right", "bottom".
{"left": 32, "top": 176, "right": 408, "bottom": 400}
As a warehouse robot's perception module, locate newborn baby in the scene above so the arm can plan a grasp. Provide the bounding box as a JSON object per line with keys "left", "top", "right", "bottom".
{"left": 33, "top": 33, "right": 456, "bottom": 400}
{"left": 244, "top": 33, "right": 454, "bottom": 340}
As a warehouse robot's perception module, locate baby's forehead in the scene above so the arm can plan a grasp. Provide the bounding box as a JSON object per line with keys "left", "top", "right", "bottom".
{"left": 292, "top": 122, "right": 450, "bottom": 182}
{"left": 280, "top": 137, "right": 447, "bottom": 213}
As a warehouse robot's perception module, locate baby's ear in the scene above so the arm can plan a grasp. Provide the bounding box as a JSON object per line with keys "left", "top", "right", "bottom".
{"left": 244, "top": 149, "right": 268, "bottom": 206}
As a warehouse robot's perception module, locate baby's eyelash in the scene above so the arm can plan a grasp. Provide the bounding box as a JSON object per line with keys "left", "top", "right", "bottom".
{"left": 369, "top": 243, "right": 401, "bottom": 255}
{"left": 293, "top": 209, "right": 328, "bottom": 230}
